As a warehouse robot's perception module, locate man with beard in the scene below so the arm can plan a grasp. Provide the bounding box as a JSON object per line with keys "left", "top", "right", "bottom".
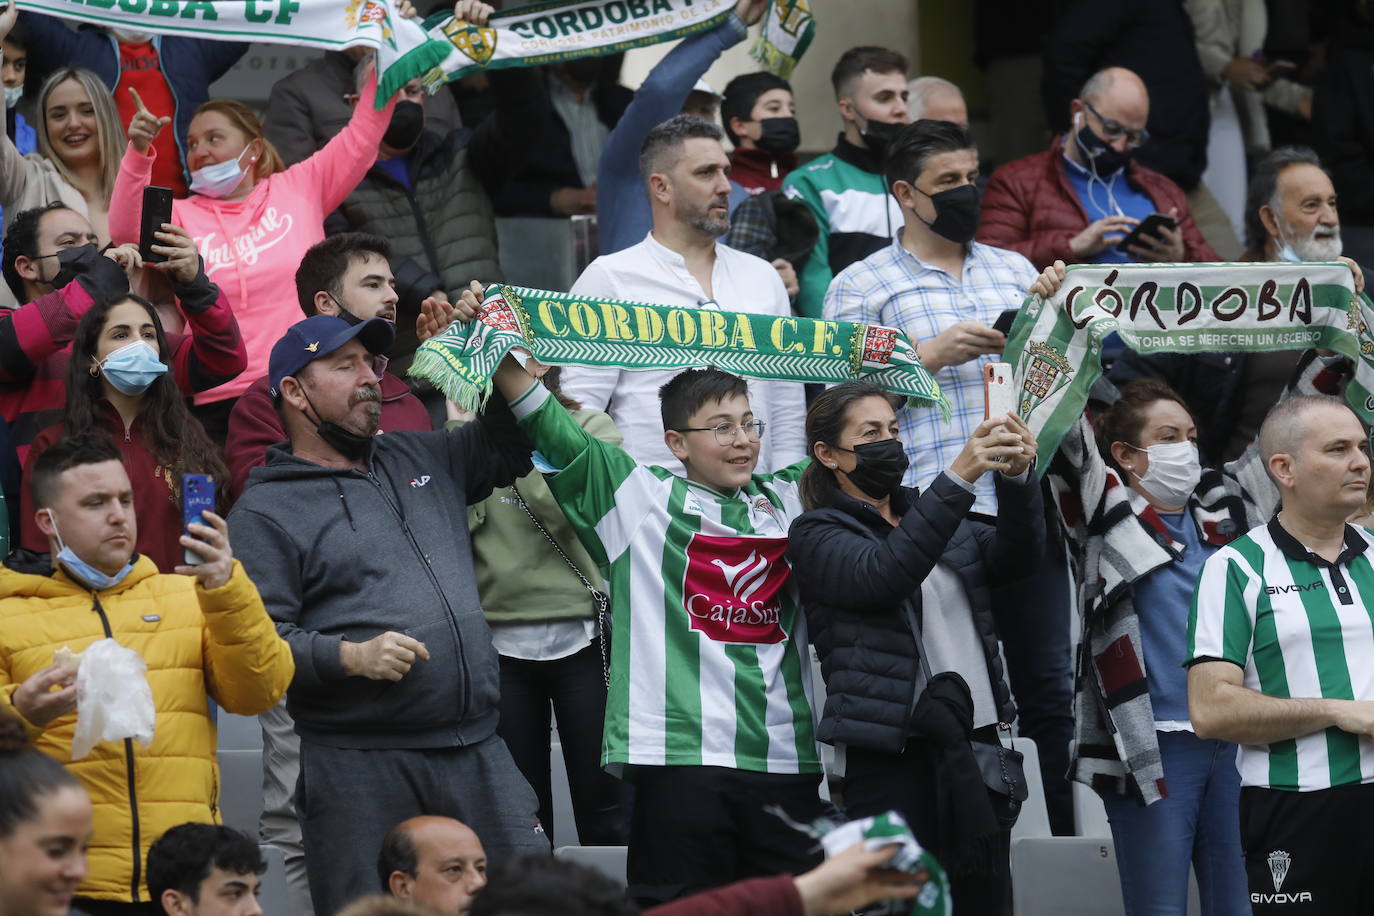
{"left": 559, "top": 115, "right": 806, "bottom": 473}
{"left": 782, "top": 46, "right": 910, "bottom": 319}
{"left": 227, "top": 315, "right": 548, "bottom": 916}
{"left": 1111, "top": 147, "right": 1357, "bottom": 464}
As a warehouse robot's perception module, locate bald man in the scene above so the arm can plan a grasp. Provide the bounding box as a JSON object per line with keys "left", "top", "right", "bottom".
{"left": 1188, "top": 395, "right": 1374, "bottom": 912}
{"left": 907, "top": 77, "right": 968, "bottom": 129}
{"left": 378, "top": 817, "right": 488, "bottom": 916}
{"left": 977, "top": 66, "right": 1218, "bottom": 269}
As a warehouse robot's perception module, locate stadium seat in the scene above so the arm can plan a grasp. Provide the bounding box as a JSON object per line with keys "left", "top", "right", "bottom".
{"left": 1072, "top": 779, "right": 1111, "bottom": 837}
{"left": 1009, "top": 738, "right": 1051, "bottom": 841}
{"left": 216, "top": 712, "right": 263, "bottom": 751}
{"left": 217, "top": 748, "right": 264, "bottom": 836}
{"left": 553, "top": 845, "right": 628, "bottom": 888}
{"left": 1010, "top": 837, "right": 1126, "bottom": 915}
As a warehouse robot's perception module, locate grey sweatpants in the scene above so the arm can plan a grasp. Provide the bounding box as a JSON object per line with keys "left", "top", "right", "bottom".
{"left": 259, "top": 701, "right": 312, "bottom": 916}
{"left": 297, "top": 734, "right": 548, "bottom": 916}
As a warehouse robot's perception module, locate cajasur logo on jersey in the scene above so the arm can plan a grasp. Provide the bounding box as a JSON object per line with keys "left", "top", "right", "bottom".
{"left": 682, "top": 534, "right": 791, "bottom": 645}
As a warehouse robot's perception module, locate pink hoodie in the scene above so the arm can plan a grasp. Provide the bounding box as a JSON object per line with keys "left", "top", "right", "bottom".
{"left": 110, "top": 75, "right": 395, "bottom": 404}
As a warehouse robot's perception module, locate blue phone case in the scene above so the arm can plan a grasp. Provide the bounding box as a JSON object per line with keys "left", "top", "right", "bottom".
{"left": 182, "top": 474, "right": 215, "bottom": 565}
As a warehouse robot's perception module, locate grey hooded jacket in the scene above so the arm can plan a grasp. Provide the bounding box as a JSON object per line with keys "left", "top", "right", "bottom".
{"left": 228, "top": 400, "right": 533, "bottom": 749}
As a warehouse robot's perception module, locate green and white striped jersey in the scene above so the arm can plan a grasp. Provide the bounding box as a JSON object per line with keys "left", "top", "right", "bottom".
{"left": 511, "top": 383, "right": 820, "bottom": 775}
{"left": 1187, "top": 518, "right": 1374, "bottom": 791}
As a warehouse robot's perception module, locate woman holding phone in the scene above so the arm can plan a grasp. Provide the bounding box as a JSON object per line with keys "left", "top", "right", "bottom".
{"left": 106, "top": 43, "right": 404, "bottom": 439}
{"left": 17, "top": 229, "right": 238, "bottom": 573}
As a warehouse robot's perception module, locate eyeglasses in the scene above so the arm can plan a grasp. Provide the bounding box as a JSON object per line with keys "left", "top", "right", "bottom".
{"left": 1082, "top": 100, "right": 1150, "bottom": 149}
{"left": 674, "top": 420, "right": 767, "bottom": 446}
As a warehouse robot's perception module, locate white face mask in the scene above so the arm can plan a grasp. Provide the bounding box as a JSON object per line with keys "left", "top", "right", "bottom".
{"left": 4, "top": 85, "right": 21, "bottom": 110}
{"left": 1128, "top": 440, "right": 1201, "bottom": 509}
{"left": 188, "top": 145, "right": 253, "bottom": 199}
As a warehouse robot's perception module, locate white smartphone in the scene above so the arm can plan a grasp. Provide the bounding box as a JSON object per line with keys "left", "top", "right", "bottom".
{"left": 984, "top": 362, "right": 1016, "bottom": 421}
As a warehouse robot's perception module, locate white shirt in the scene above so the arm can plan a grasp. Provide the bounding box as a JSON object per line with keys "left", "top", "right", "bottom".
{"left": 561, "top": 232, "right": 808, "bottom": 474}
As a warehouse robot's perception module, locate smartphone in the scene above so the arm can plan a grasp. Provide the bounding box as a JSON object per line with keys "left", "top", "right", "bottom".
{"left": 182, "top": 474, "right": 215, "bottom": 566}
{"left": 992, "top": 308, "right": 1019, "bottom": 336}
{"left": 984, "top": 362, "right": 1016, "bottom": 421}
{"left": 1118, "top": 212, "right": 1177, "bottom": 253}
{"left": 139, "top": 186, "right": 174, "bottom": 264}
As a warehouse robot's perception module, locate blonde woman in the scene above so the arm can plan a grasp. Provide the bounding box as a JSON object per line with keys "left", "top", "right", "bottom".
{"left": 0, "top": 6, "right": 121, "bottom": 253}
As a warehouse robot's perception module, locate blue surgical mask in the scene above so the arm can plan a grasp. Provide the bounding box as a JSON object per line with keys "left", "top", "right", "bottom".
{"left": 4, "top": 85, "right": 21, "bottom": 110}
{"left": 189, "top": 145, "right": 253, "bottom": 198}
{"left": 97, "top": 340, "right": 168, "bottom": 396}
{"left": 44, "top": 510, "right": 134, "bottom": 591}
{"left": 1277, "top": 243, "right": 1303, "bottom": 264}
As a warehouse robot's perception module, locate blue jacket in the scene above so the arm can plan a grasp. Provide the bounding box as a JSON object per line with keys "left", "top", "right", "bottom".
{"left": 595, "top": 13, "right": 746, "bottom": 255}
{"left": 20, "top": 15, "right": 247, "bottom": 184}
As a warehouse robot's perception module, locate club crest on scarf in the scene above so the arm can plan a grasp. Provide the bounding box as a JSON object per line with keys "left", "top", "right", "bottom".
{"left": 441, "top": 17, "right": 498, "bottom": 65}
{"left": 345, "top": 0, "right": 397, "bottom": 48}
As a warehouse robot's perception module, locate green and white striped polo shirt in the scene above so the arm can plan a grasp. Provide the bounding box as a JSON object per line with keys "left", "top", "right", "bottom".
{"left": 1187, "top": 518, "right": 1374, "bottom": 791}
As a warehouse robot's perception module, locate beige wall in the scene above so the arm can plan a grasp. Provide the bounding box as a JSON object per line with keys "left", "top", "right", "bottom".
{"left": 620, "top": 0, "right": 921, "bottom": 154}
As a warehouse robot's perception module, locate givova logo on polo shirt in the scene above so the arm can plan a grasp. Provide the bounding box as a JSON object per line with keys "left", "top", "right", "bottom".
{"left": 682, "top": 534, "right": 789, "bottom": 645}
{"left": 1265, "top": 582, "right": 1325, "bottom": 596}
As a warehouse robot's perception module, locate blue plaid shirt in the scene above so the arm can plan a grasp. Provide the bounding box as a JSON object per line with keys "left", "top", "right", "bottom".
{"left": 824, "top": 238, "right": 1038, "bottom": 515}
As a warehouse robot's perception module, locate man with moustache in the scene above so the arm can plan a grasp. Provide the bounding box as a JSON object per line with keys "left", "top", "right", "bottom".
{"left": 227, "top": 315, "right": 548, "bottom": 916}
{"left": 1110, "top": 147, "right": 1359, "bottom": 464}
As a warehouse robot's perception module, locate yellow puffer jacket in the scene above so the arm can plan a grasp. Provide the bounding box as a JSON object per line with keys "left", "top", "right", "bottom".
{"left": 0, "top": 556, "right": 293, "bottom": 903}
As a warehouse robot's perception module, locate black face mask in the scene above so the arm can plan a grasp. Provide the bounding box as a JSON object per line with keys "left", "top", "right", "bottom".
{"left": 327, "top": 293, "right": 365, "bottom": 327}
{"left": 860, "top": 119, "right": 904, "bottom": 158}
{"left": 837, "top": 438, "right": 909, "bottom": 500}
{"left": 757, "top": 117, "right": 800, "bottom": 153}
{"left": 46, "top": 242, "right": 101, "bottom": 288}
{"left": 914, "top": 183, "right": 981, "bottom": 244}
{"left": 1075, "top": 121, "right": 1130, "bottom": 176}
{"left": 383, "top": 101, "right": 425, "bottom": 151}
{"left": 302, "top": 389, "right": 375, "bottom": 461}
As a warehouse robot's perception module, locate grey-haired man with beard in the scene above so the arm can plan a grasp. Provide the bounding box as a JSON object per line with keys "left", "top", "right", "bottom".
{"left": 1111, "top": 147, "right": 1364, "bottom": 464}
{"left": 227, "top": 315, "right": 548, "bottom": 916}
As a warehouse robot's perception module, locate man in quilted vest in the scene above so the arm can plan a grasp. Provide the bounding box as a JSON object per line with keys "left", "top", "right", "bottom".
{"left": 0, "top": 434, "right": 293, "bottom": 912}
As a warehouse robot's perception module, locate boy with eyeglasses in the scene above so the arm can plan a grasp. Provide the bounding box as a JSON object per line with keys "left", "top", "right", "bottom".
{"left": 978, "top": 66, "right": 1219, "bottom": 269}
{"left": 482, "top": 338, "right": 826, "bottom": 907}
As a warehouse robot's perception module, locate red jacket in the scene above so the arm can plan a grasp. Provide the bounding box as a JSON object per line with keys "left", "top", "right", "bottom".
{"left": 729, "top": 147, "right": 798, "bottom": 194}
{"left": 0, "top": 267, "right": 246, "bottom": 463}
{"left": 646, "top": 875, "right": 801, "bottom": 916}
{"left": 976, "top": 137, "right": 1219, "bottom": 269}
{"left": 21, "top": 403, "right": 190, "bottom": 573}
{"left": 223, "top": 370, "right": 435, "bottom": 502}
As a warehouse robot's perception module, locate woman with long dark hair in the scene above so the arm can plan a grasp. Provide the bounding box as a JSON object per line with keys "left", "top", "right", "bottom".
{"left": 19, "top": 292, "right": 230, "bottom": 572}
{"left": 787, "top": 381, "right": 1044, "bottom": 915}
{"left": 0, "top": 712, "right": 93, "bottom": 916}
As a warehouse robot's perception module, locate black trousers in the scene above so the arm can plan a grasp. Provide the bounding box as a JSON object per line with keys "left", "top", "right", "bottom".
{"left": 844, "top": 736, "right": 1013, "bottom": 916}
{"left": 626, "top": 765, "right": 827, "bottom": 907}
{"left": 1241, "top": 782, "right": 1374, "bottom": 914}
{"left": 496, "top": 644, "right": 628, "bottom": 846}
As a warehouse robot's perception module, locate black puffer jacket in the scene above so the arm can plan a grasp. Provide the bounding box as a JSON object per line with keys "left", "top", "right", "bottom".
{"left": 788, "top": 472, "right": 1044, "bottom": 754}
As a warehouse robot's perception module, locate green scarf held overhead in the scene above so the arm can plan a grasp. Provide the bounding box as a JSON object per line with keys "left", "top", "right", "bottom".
{"left": 408, "top": 284, "right": 950, "bottom": 415}
{"left": 1003, "top": 261, "right": 1374, "bottom": 475}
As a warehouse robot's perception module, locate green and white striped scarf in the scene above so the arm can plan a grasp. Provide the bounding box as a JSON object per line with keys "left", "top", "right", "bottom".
{"left": 1004, "top": 262, "right": 1374, "bottom": 474}
{"left": 15, "top": 0, "right": 812, "bottom": 104}
{"left": 408, "top": 283, "right": 949, "bottom": 414}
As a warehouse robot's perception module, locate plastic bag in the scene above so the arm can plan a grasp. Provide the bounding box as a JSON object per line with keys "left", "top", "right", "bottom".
{"left": 70, "top": 638, "right": 155, "bottom": 761}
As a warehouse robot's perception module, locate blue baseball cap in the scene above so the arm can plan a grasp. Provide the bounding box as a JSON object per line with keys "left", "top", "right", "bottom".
{"left": 268, "top": 315, "right": 395, "bottom": 399}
